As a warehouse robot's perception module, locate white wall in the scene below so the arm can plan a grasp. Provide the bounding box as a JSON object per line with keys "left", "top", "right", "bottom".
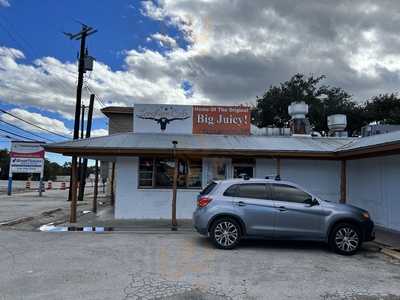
{"left": 348, "top": 154, "right": 400, "bottom": 231}
{"left": 256, "top": 158, "right": 341, "bottom": 202}
{"left": 115, "top": 157, "right": 199, "bottom": 219}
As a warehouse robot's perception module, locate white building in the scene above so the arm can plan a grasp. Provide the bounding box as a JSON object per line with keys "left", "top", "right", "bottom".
{"left": 45, "top": 104, "right": 400, "bottom": 232}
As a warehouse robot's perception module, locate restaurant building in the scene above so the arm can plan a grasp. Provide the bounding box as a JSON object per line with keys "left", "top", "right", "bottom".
{"left": 45, "top": 103, "right": 400, "bottom": 232}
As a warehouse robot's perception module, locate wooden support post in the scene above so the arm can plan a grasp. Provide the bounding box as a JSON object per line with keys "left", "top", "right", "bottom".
{"left": 69, "top": 155, "right": 78, "bottom": 223}
{"left": 110, "top": 162, "right": 115, "bottom": 206}
{"left": 340, "top": 160, "right": 347, "bottom": 204}
{"left": 171, "top": 141, "right": 178, "bottom": 231}
{"left": 93, "top": 160, "right": 99, "bottom": 213}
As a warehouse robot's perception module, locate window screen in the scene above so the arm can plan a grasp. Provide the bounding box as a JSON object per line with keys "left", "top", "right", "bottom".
{"left": 271, "top": 184, "right": 311, "bottom": 203}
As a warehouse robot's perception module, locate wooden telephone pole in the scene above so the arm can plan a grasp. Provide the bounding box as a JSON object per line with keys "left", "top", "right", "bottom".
{"left": 65, "top": 24, "right": 97, "bottom": 223}
{"left": 78, "top": 94, "right": 95, "bottom": 202}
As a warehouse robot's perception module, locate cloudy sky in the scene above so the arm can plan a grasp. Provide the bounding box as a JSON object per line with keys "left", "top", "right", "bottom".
{"left": 1, "top": 0, "right": 400, "bottom": 162}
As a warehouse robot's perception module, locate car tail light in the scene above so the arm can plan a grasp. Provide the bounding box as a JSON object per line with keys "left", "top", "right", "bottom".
{"left": 198, "top": 196, "right": 212, "bottom": 208}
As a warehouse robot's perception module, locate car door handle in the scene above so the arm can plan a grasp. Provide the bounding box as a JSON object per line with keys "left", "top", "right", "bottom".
{"left": 238, "top": 201, "right": 246, "bottom": 207}
{"left": 277, "top": 206, "right": 287, "bottom": 211}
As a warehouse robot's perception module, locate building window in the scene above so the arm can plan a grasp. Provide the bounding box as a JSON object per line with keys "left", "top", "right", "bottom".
{"left": 139, "top": 157, "right": 202, "bottom": 189}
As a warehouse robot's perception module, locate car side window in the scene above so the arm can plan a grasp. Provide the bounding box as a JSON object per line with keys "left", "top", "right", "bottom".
{"left": 224, "top": 183, "right": 267, "bottom": 200}
{"left": 223, "top": 184, "right": 239, "bottom": 197}
{"left": 271, "top": 184, "right": 311, "bottom": 203}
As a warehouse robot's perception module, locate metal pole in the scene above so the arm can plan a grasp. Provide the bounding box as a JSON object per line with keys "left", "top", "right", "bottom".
{"left": 7, "top": 160, "right": 12, "bottom": 196}
{"left": 93, "top": 160, "right": 99, "bottom": 213}
{"left": 171, "top": 140, "right": 178, "bottom": 231}
{"left": 39, "top": 166, "right": 44, "bottom": 197}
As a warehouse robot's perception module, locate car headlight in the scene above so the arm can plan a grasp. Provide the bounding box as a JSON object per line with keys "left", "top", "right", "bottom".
{"left": 361, "top": 212, "right": 370, "bottom": 219}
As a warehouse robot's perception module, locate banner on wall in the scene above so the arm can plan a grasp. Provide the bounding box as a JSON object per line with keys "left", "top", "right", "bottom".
{"left": 193, "top": 105, "right": 250, "bottom": 135}
{"left": 134, "top": 104, "right": 193, "bottom": 134}
{"left": 133, "top": 104, "right": 251, "bottom": 135}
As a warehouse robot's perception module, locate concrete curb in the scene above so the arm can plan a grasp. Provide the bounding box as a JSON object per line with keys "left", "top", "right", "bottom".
{"left": 0, "top": 216, "right": 34, "bottom": 226}
{"left": 41, "top": 208, "right": 63, "bottom": 216}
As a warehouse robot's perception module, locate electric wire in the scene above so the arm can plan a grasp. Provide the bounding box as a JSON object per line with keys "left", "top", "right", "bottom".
{"left": 0, "top": 128, "right": 38, "bottom": 141}
{"left": 0, "top": 119, "right": 55, "bottom": 142}
{"left": 0, "top": 109, "right": 70, "bottom": 139}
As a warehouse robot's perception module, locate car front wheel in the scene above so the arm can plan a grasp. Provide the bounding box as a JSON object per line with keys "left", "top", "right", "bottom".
{"left": 210, "top": 218, "right": 241, "bottom": 250}
{"left": 329, "top": 223, "right": 362, "bottom": 255}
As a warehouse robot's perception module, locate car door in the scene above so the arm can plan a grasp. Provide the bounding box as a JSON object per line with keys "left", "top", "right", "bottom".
{"left": 270, "top": 183, "right": 327, "bottom": 240}
{"left": 226, "top": 183, "right": 276, "bottom": 237}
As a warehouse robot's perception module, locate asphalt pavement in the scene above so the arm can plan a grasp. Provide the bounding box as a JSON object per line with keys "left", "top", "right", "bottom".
{"left": 0, "top": 229, "right": 399, "bottom": 300}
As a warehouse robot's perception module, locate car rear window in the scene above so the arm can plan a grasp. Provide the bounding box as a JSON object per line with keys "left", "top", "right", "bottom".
{"left": 200, "top": 181, "right": 217, "bottom": 195}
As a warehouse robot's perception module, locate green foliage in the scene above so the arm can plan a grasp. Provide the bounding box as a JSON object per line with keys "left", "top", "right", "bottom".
{"left": 253, "top": 73, "right": 400, "bottom": 136}
{"left": 364, "top": 94, "right": 400, "bottom": 124}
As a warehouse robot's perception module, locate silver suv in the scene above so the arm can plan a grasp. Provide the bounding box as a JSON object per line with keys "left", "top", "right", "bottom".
{"left": 193, "top": 178, "right": 374, "bottom": 255}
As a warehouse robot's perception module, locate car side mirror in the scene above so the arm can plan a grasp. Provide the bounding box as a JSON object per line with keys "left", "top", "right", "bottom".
{"left": 304, "top": 198, "right": 319, "bottom": 206}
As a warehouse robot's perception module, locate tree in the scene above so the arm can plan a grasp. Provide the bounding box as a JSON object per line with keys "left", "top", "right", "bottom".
{"left": 254, "top": 74, "right": 366, "bottom": 136}
{"left": 364, "top": 94, "right": 400, "bottom": 124}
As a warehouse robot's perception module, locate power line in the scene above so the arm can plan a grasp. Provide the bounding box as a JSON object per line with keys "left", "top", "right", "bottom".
{"left": 0, "top": 109, "right": 70, "bottom": 139}
{"left": 0, "top": 119, "right": 55, "bottom": 142}
{"left": 0, "top": 128, "right": 39, "bottom": 141}
{"left": 84, "top": 83, "right": 106, "bottom": 107}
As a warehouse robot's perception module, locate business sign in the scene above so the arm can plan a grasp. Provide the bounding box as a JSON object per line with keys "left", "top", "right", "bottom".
{"left": 10, "top": 141, "right": 45, "bottom": 173}
{"left": 134, "top": 104, "right": 193, "bottom": 134}
{"left": 133, "top": 104, "right": 251, "bottom": 135}
{"left": 193, "top": 106, "right": 250, "bottom": 135}
{"left": 10, "top": 157, "right": 44, "bottom": 173}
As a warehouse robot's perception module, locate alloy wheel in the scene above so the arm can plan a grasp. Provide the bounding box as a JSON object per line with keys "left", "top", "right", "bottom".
{"left": 335, "top": 227, "right": 360, "bottom": 252}
{"left": 214, "top": 221, "right": 239, "bottom": 247}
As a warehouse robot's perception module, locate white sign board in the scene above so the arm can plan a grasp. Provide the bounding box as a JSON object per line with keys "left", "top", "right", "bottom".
{"left": 134, "top": 104, "right": 193, "bottom": 134}
{"left": 10, "top": 141, "right": 45, "bottom": 174}
{"left": 10, "top": 157, "right": 44, "bottom": 173}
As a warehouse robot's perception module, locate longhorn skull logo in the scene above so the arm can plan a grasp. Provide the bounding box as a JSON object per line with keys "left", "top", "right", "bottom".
{"left": 136, "top": 106, "right": 190, "bottom": 131}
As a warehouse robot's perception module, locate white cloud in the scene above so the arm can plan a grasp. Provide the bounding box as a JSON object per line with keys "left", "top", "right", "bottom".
{"left": 148, "top": 33, "right": 178, "bottom": 49}
{"left": 2, "top": 0, "right": 400, "bottom": 123}
{"left": 0, "top": 0, "right": 10, "bottom": 7}
{"left": 90, "top": 129, "right": 108, "bottom": 137}
{"left": 0, "top": 108, "right": 72, "bottom": 137}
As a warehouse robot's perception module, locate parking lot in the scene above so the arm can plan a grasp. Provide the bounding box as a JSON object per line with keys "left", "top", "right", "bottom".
{"left": 0, "top": 188, "right": 399, "bottom": 300}
{"left": 0, "top": 228, "right": 399, "bottom": 300}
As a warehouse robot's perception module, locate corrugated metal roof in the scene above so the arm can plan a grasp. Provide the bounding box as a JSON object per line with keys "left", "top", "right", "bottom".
{"left": 45, "top": 132, "right": 355, "bottom": 153}
{"left": 337, "top": 130, "right": 400, "bottom": 151}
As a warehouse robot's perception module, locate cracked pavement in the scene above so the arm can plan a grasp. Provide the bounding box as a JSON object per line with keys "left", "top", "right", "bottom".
{"left": 0, "top": 229, "right": 399, "bottom": 300}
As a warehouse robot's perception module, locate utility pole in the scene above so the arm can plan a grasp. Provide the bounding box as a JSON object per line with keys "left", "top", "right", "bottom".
{"left": 64, "top": 24, "right": 97, "bottom": 223}
{"left": 78, "top": 94, "right": 94, "bottom": 202}
{"left": 77, "top": 104, "right": 85, "bottom": 201}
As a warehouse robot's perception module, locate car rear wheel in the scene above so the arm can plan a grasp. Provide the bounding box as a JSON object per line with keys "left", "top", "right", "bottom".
{"left": 210, "top": 218, "right": 241, "bottom": 250}
{"left": 329, "top": 223, "right": 362, "bottom": 255}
